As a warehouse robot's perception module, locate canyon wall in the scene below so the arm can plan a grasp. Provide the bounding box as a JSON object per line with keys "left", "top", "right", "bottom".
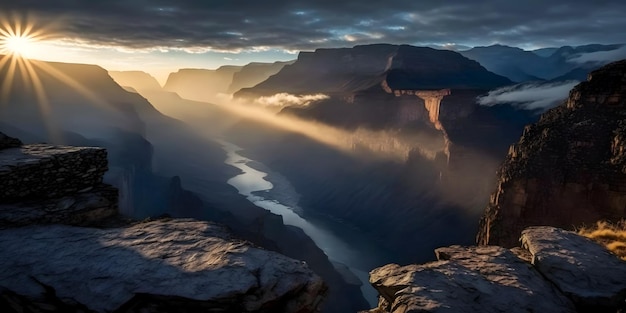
{"left": 477, "top": 59, "right": 626, "bottom": 247}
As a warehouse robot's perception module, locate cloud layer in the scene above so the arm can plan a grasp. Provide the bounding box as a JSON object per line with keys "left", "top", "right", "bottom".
{"left": 3, "top": 1, "right": 626, "bottom": 53}
{"left": 478, "top": 81, "right": 580, "bottom": 110}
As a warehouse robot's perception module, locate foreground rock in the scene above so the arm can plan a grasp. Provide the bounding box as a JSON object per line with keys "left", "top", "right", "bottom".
{"left": 0, "top": 219, "right": 326, "bottom": 312}
{"left": 367, "top": 226, "right": 626, "bottom": 313}
{"left": 521, "top": 227, "right": 626, "bottom": 311}
{"left": 477, "top": 59, "right": 626, "bottom": 247}
{"left": 369, "top": 246, "right": 575, "bottom": 313}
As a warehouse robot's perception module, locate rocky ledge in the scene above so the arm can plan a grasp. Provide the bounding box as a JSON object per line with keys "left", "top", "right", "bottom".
{"left": 366, "top": 226, "right": 626, "bottom": 313}
{"left": 0, "top": 219, "right": 326, "bottom": 312}
{"left": 0, "top": 143, "right": 108, "bottom": 201}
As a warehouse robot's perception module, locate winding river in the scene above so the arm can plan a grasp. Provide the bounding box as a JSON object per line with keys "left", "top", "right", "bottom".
{"left": 220, "top": 141, "right": 379, "bottom": 306}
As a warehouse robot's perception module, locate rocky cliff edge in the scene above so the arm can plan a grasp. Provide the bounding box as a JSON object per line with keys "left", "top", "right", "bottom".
{"left": 0, "top": 131, "right": 327, "bottom": 313}
{"left": 365, "top": 226, "right": 626, "bottom": 313}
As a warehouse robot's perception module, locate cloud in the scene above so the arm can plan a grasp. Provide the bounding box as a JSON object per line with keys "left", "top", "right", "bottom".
{"left": 253, "top": 93, "right": 329, "bottom": 107}
{"left": 568, "top": 45, "right": 626, "bottom": 64}
{"left": 2, "top": 1, "right": 625, "bottom": 52}
{"left": 478, "top": 81, "right": 580, "bottom": 110}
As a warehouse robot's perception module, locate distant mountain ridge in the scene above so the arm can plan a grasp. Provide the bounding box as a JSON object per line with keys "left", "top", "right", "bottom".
{"left": 236, "top": 44, "right": 511, "bottom": 98}
{"left": 461, "top": 43, "right": 625, "bottom": 82}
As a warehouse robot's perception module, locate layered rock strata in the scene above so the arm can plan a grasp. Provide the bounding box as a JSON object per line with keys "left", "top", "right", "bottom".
{"left": 0, "top": 144, "right": 108, "bottom": 201}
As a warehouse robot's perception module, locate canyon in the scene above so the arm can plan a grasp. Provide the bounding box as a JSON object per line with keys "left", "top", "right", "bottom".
{"left": 2, "top": 43, "right": 625, "bottom": 313}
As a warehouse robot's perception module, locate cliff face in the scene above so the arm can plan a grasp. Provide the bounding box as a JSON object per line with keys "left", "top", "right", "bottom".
{"left": 0, "top": 133, "right": 327, "bottom": 313}
{"left": 477, "top": 60, "right": 626, "bottom": 247}
{"left": 109, "top": 71, "right": 163, "bottom": 92}
{"left": 228, "top": 61, "right": 293, "bottom": 93}
{"left": 163, "top": 66, "right": 242, "bottom": 103}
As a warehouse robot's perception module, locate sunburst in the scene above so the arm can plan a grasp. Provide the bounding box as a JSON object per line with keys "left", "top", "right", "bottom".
{"left": 0, "top": 15, "right": 117, "bottom": 144}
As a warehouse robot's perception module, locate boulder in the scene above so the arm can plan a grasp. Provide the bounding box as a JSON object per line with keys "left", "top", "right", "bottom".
{"left": 521, "top": 226, "right": 626, "bottom": 311}
{"left": 0, "top": 219, "right": 327, "bottom": 312}
{"left": 368, "top": 245, "right": 575, "bottom": 313}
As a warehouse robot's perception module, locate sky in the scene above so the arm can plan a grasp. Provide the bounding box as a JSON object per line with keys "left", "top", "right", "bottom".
{"left": 1, "top": 0, "right": 625, "bottom": 83}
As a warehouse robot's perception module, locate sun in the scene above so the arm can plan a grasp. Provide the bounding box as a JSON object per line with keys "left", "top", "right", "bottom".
{"left": 1, "top": 34, "right": 37, "bottom": 57}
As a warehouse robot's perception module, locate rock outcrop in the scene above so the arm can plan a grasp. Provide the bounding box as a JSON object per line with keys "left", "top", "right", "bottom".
{"left": 0, "top": 219, "right": 326, "bottom": 313}
{"left": 366, "top": 226, "right": 626, "bottom": 313}
{"left": 0, "top": 144, "right": 109, "bottom": 201}
{"left": 477, "top": 59, "right": 626, "bottom": 247}
{"left": 521, "top": 227, "right": 626, "bottom": 311}
{"left": 0, "top": 133, "right": 327, "bottom": 312}
{"left": 0, "top": 136, "right": 117, "bottom": 227}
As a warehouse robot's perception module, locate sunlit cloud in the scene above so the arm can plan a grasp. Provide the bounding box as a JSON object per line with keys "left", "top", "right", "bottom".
{"left": 253, "top": 93, "right": 329, "bottom": 107}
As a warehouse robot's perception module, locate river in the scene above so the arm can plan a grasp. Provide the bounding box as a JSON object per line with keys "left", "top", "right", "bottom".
{"left": 220, "top": 141, "right": 379, "bottom": 306}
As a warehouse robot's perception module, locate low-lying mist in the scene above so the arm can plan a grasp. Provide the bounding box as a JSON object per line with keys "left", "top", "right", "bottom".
{"left": 187, "top": 95, "right": 449, "bottom": 162}
{"left": 478, "top": 81, "right": 579, "bottom": 110}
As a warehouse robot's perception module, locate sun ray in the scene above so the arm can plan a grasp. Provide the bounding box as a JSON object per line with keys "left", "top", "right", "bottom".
{"left": 30, "top": 59, "right": 118, "bottom": 112}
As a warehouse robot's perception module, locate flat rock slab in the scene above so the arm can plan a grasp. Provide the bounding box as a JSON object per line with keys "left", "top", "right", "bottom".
{"left": 369, "top": 245, "right": 575, "bottom": 313}
{"left": 521, "top": 226, "right": 626, "bottom": 310}
{"left": 0, "top": 219, "right": 326, "bottom": 312}
{"left": 0, "top": 144, "right": 108, "bottom": 201}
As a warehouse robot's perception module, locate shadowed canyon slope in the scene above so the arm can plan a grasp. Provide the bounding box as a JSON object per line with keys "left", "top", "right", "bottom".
{"left": 478, "top": 59, "right": 626, "bottom": 247}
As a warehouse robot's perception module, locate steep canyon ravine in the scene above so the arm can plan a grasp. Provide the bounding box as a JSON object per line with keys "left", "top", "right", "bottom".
{"left": 220, "top": 141, "right": 382, "bottom": 306}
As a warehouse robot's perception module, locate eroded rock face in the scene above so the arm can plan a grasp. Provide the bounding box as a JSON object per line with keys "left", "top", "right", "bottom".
{"left": 0, "top": 184, "right": 117, "bottom": 228}
{"left": 521, "top": 227, "right": 626, "bottom": 311}
{"left": 368, "top": 246, "right": 575, "bottom": 313}
{"left": 0, "top": 219, "right": 327, "bottom": 313}
{"left": 477, "top": 59, "right": 626, "bottom": 247}
{"left": 0, "top": 144, "right": 108, "bottom": 201}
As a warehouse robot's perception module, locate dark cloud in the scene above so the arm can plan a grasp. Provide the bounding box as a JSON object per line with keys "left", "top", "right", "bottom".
{"left": 1, "top": 0, "right": 625, "bottom": 52}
